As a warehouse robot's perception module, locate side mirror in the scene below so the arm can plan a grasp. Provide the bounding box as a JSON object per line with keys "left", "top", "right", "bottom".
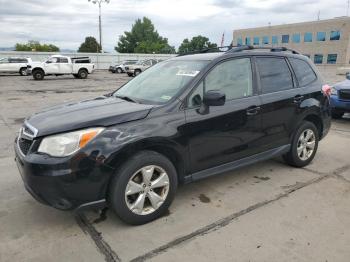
{"left": 203, "top": 90, "right": 226, "bottom": 106}
{"left": 346, "top": 72, "right": 350, "bottom": 80}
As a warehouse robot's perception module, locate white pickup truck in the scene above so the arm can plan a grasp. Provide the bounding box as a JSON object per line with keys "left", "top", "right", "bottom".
{"left": 28, "top": 55, "right": 95, "bottom": 80}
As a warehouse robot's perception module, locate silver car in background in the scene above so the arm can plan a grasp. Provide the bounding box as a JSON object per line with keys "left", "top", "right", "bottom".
{"left": 0, "top": 57, "right": 33, "bottom": 76}
{"left": 109, "top": 60, "right": 138, "bottom": 73}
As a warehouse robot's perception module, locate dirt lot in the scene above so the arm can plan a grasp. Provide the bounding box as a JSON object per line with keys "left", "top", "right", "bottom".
{"left": 0, "top": 71, "right": 350, "bottom": 262}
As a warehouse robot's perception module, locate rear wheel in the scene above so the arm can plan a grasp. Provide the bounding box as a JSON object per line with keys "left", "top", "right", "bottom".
{"left": 109, "top": 151, "right": 178, "bottom": 225}
{"left": 331, "top": 110, "right": 344, "bottom": 119}
{"left": 116, "top": 67, "right": 123, "bottom": 73}
{"left": 134, "top": 69, "right": 141, "bottom": 76}
{"left": 77, "top": 69, "right": 88, "bottom": 79}
{"left": 19, "top": 67, "right": 27, "bottom": 76}
{"left": 283, "top": 121, "right": 319, "bottom": 167}
{"left": 32, "top": 69, "right": 44, "bottom": 80}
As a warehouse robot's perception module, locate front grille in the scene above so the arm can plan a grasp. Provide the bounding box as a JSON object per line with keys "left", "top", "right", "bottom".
{"left": 18, "top": 137, "right": 33, "bottom": 156}
{"left": 339, "top": 90, "right": 350, "bottom": 101}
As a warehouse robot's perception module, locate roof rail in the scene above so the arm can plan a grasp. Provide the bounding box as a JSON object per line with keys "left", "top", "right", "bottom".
{"left": 177, "top": 45, "right": 233, "bottom": 57}
{"left": 224, "top": 45, "right": 300, "bottom": 54}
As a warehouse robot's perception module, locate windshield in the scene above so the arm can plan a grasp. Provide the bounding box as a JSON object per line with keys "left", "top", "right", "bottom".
{"left": 114, "top": 60, "right": 209, "bottom": 104}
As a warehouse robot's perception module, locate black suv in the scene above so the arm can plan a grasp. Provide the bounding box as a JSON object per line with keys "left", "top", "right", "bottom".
{"left": 15, "top": 46, "right": 331, "bottom": 225}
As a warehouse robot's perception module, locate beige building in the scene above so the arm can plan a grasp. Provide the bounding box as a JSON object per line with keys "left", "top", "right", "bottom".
{"left": 232, "top": 17, "right": 350, "bottom": 67}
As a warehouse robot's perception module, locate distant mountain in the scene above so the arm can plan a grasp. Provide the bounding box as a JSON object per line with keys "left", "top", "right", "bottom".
{"left": 0, "top": 47, "right": 14, "bottom": 51}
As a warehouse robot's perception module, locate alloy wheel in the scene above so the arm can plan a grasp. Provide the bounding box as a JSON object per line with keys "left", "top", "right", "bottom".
{"left": 125, "top": 165, "right": 170, "bottom": 215}
{"left": 297, "top": 129, "right": 316, "bottom": 161}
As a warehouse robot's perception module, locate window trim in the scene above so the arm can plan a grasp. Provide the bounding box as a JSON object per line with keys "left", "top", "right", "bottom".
{"left": 185, "top": 56, "right": 257, "bottom": 109}
{"left": 254, "top": 55, "right": 296, "bottom": 95}
{"left": 287, "top": 57, "right": 318, "bottom": 88}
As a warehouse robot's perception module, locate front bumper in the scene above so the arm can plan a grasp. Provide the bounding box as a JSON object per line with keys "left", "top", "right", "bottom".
{"left": 14, "top": 139, "right": 113, "bottom": 210}
{"left": 330, "top": 95, "right": 350, "bottom": 112}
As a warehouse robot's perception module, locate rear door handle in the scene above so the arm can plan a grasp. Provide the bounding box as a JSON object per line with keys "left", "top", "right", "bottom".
{"left": 293, "top": 95, "right": 304, "bottom": 103}
{"left": 246, "top": 106, "right": 261, "bottom": 116}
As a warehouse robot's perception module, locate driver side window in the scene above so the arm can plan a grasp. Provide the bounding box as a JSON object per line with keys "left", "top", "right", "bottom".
{"left": 188, "top": 58, "right": 253, "bottom": 108}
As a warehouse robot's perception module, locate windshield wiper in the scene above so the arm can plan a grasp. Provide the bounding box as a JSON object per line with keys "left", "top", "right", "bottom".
{"left": 115, "top": 95, "right": 138, "bottom": 103}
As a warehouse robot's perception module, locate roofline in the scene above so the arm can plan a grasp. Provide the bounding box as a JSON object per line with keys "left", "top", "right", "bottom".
{"left": 233, "top": 16, "right": 350, "bottom": 33}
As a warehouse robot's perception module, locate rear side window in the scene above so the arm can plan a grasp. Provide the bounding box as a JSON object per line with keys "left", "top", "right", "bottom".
{"left": 256, "top": 57, "right": 293, "bottom": 94}
{"left": 58, "top": 57, "right": 68, "bottom": 63}
{"left": 289, "top": 58, "right": 317, "bottom": 87}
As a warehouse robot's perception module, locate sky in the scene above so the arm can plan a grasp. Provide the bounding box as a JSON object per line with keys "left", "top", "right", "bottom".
{"left": 0, "top": 0, "right": 348, "bottom": 52}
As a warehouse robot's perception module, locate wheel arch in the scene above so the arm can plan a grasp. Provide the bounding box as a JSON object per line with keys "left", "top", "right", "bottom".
{"left": 302, "top": 114, "right": 323, "bottom": 139}
{"left": 32, "top": 67, "right": 44, "bottom": 72}
{"left": 105, "top": 138, "right": 187, "bottom": 186}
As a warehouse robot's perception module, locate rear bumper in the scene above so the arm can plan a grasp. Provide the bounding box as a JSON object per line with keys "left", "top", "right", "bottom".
{"left": 330, "top": 95, "right": 350, "bottom": 112}
{"left": 14, "top": 140, "right": 113, "bottom": 210}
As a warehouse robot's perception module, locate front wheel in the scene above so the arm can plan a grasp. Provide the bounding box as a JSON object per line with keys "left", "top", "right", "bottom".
{"left": 32, "top": 70, "right": 44, "bottom": 80}
{"left": 283, "top": 121, "right": 319, "bottom": 167}
{"left": 109, "top": 151, "right": 178, "bottom": 225}
{"left": 116, "top": 67, "right": 123, "bottom": 74}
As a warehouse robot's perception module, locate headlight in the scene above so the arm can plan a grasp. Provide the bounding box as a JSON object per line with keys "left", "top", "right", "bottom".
{"left": 331, "top": 87, "right": 338, "bottom": 96}
{"left": 38, "top": 127, "right": 104, "bottom": 157}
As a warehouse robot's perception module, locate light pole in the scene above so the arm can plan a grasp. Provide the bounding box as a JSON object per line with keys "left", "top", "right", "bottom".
{"left": 88, "top": 0, "right": 110, "bottom": 53}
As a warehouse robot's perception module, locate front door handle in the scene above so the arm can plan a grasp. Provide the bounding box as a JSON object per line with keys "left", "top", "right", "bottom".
{"left": 246, "top": 106, "right": 261, "bottom": 116}
{"left": 293, "top": 95, "right": 304, "bottom": 103}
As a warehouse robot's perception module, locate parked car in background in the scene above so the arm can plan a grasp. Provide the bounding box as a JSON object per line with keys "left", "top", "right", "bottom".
{"left": 330, "top": 73, "right": 350, "bottom": 118}
{"left": 0, "top": 57, "right": 32, "bottom": 76}
{"left": 109, "top": 60, "right": 138, "bottom": 73}
{"left": 125, "top": 59, "right": 159, "bottom": 77}
{"left": 28, "top": 55, "right": 94, "bottom": 80}
{"left": 14, "top": 46, "right": 331, "bottom": 225}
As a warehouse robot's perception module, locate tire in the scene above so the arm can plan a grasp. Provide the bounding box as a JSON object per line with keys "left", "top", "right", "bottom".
{"left": 32, "top": 69, "right": 44, "bottom": 80}
{"left": 331, "top": 110, "right": 344, "bottom": 119}
{"left": 134, "top": 69, "right": 141, "bottom": 76}
{"left": 116, "top": 67, "right": 123, "bottom": 74}
{"left": 109, "top": 151, "right": 178, "bottom": 225}
{"left": 73, "top": 74, "right": 79, "bottom": 79}
{"left": 19, "top": 67, "right": 27, "bottom": 76}
{"left": 283, "top": 121, "right": 319, "bottom": 167}
{"left": 77, "top": 69, "right": 88, "bottom": 79}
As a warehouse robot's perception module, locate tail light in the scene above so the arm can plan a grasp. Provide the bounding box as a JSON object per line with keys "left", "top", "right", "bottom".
{"left": 322, "top": 84, "right": 332, "bottom": 97}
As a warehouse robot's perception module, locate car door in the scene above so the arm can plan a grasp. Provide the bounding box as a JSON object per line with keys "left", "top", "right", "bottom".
{"left": 58, "top": 57, "right": 71, "bottom": 74}
{"left": 44, "top": 57, "right": 59, "bottom": 74}
{"left": 255, "top": 56, "right": 301, "bottom": 151}
{"left": 184, "top": 57, "right": 263, "bottom": 173}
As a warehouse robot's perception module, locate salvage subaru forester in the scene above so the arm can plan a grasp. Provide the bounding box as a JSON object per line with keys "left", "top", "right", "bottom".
{"left": 15, "top": 46, "right": 331, "bottom": 225}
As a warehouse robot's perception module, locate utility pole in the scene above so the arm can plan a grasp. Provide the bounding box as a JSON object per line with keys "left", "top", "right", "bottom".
{"left": 88, "top": 0, "right": 110, "bottom": 53}
{"left": 317, "top": 10, "right": 320, "bottom": 21}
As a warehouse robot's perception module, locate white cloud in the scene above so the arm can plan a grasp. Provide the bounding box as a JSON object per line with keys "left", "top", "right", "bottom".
{"left": 0, "top": 0, "right": 348, "bottom": 51}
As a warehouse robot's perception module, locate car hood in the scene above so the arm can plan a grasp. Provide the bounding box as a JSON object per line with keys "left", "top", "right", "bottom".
{"left": 334, "top": 79, "right": 350, "bottom": 90}
{"left": 26, "top": 96, "right": 154, "bottom": 137}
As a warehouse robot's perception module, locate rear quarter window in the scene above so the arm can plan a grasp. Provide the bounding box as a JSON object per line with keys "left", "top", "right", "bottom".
{"left": 289, "top": 58, "right": 317, "bottom": 87}
{"left": 256, "top": 57, "right": 294, "bottom": 94}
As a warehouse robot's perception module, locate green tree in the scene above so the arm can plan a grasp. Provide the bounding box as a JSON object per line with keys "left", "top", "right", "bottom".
{"left": 115, "top": 17, "right": 175, "bottom": 54}
{"left": 178, "top": 36, "right": 217, "bottom": 54}
{"left": 78, "top": 36, "right": 101, "bottom": 53}
{"left": 15, "top": 40, "right": 59, "bottom": 52}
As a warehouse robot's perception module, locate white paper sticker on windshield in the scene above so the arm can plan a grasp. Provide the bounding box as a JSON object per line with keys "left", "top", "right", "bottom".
{"left": 176, "top": 70, "right": 200, "bottom": 77}
{"left": 161, "top": 95, "right": 172, "bottom": 100}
